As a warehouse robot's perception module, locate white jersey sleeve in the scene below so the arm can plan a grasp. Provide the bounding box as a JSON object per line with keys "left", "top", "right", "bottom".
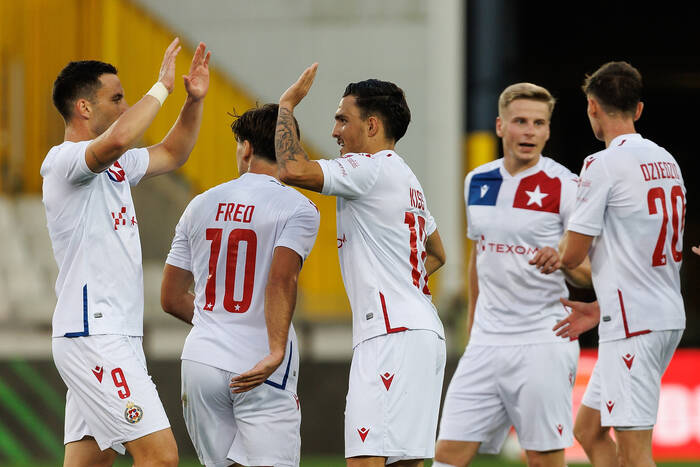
{"left": 275, "top": 200, "right": 320, "bottom": 261}
{"left": 166, "top": 202, "right": 195, "bottom": 272}
{"left": 568, "top": 155, "right": 612, "bottom": 236}
{"left": 46, "top": 140, "right": 96, "bottom": 185}
{"left": 317, "top": 153, "right": 382, "bottom": 199}
{"left": 118, "top": 148, "right": 150, "bottom": 186}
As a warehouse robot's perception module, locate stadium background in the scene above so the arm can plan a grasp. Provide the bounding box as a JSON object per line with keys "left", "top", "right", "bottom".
{"left": 0, "top": 0, "right": 698, "bottom": 465}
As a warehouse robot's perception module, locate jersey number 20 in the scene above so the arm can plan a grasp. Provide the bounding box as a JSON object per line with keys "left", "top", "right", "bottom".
{"left": 647, "top": 186, "right": 685, "bottom": 267}
{"left": 204, "top": 228, "right": 257, "bottom": 313}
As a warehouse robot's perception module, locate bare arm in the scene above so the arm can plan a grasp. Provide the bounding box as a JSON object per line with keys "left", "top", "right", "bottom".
{"left": 467, "top": 243, "right": 478, "bottom": 339}
{"left": 558, "top": 232, "right": 592, "bottom": 288}
{"left": 143, "top": 42, "right": 211, "bottom": 180}
{"left": 230, "top": 246, "right": 302, "bottom": 393}
{"left": 275, "top": 63, "right": 324, "bottom": 191}
{"left": 85, "top": 38, "right": 181, "bottom": 173}
{"left": 529, "top": 233, "right": 593, "bottom": 288}
{"left": 424, "top": 229, "right": 446, "bottom": 276}
{"left": 161, "top": 264, "right": 195, "bottom": 325}
{"left": 561, "top": 230, "right": 594, "bottom": 270}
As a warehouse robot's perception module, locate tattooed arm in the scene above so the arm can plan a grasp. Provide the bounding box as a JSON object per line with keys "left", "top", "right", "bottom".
{"left": 275, "top": 63, "right": 324, "bottom": 192}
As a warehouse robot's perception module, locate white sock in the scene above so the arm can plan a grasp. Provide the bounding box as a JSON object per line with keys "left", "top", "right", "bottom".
{"left": 432, "top": 462, "right": 459, "bottom": 467}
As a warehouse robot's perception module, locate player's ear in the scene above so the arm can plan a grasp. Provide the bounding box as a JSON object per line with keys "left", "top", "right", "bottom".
{"left": 586, "top": 96, "right": 598, "bottom": 118}
{"left": 241, "top": 139, "right": 253, "bottom": 164}
{"left": 495, "top": 116, "right": 503, "bottom": 137}
{"left": 634, "top": 101, "right": 644, "bottom": 121}
{"left": 367, "top": 115, "right": 379, "bottom": 138}
{"left": 75, "top": 98, "right": 92, "bottom": 120}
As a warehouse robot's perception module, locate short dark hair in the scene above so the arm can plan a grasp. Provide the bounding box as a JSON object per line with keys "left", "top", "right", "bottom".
{"left": 343, "top": 79, "right": 411, "bottom": 142}
{"left": 582, "top": 61, "right": 642, "bottom": 115}
{"left": 230, "top": 103, "right": 299, "bottom": 163}
{"left": 52, "top": 60, "right": 118, "bottom": 120}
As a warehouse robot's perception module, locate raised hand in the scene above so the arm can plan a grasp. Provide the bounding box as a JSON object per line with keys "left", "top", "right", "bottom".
{"left": 553, "top": 298, "right": 600, "bottom": 340}
{"left": 529, "top": 246, "right": 562, "bottom": 274}
{"left": 184, "top": 42, "right": 211, "bottom": 101}
{"left": 692, "top": 245, "right": 700, "bottom": 256}
{"left": 229, "top": 353, "right": 284, "bottom": 393}
{"left": 158, "top": 37, "right": 182, "bottom": 93}
{"left": 280, "top": 63, "right": 318, "bottom": 109}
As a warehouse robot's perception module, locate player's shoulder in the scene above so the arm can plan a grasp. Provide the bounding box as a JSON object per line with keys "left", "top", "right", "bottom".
{"left": 539, "top": 156, "right": 577, "bottom": 181}
{"left": 465, "top": 159, "right": 502, "bottom": 182}
{"left": 41, "top": 140, "right": 90, "bottom": 175}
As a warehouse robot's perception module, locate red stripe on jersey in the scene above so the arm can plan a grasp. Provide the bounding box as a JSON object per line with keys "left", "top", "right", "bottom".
{"left": 379, "top": 292, "right": 408, "bottom": 334}
{"left": 618, "top": 289, "right": 651, "bottom": 338}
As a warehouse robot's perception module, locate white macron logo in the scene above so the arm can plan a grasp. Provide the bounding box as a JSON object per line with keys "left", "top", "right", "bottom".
{"left": 480, "top": 184, "right": 489, "bottom": 198}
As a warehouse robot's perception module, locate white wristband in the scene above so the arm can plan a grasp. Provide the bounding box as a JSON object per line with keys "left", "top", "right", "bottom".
{"left": 146, "top": 82, "right": 169, "bottom": 106}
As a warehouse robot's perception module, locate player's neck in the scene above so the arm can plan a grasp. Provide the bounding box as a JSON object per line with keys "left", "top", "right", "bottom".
{"left": 247, "top": 157, "right": 279, "bottom": 179}
{"left": 362, "top": 137, "right": 395, "bottom": 155}
{"left": 503, "top": 154, "right": 540, "bottom": 176}
{"left": 64, "top": 122, "right": 97, "bottom": 143}
{"left": 601, "top": 118, "right": 637, "bottom": 148}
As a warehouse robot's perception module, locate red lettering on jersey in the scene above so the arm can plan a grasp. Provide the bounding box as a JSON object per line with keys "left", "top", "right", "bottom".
{"left": 409, "top": 188, "right": 425, "bottom": 210}
{"left": 640, "top": 164, "right": 651, "bottom": 181}
{"left": 215, "top": 203, "right": 255, "bottom": 223}
{"left": 512, "top": 171, "right": 561, "bottom": 214}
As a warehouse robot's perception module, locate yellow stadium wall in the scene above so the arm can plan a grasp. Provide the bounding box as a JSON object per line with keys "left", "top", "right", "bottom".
{"left": 0, "top": 0, "right": 349, "bottom": 320}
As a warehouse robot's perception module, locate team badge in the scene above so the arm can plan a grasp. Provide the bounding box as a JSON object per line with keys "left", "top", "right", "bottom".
{"left": 124, "top": 401, "right": 143, "bottom": 424}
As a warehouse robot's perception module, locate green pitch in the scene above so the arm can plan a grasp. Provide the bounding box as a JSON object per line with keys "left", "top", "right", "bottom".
{"left": 7, "top": 456, "right": 698, "bottom": 466}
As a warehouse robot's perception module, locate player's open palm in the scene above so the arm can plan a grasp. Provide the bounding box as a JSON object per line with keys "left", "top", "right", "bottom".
{"left": 280, "top": 63, "right": 318, "bottom": 108}
{"left": 229, "top": 353, "right": 284, "bottom": 393}
{"left": 158, "top": 37, "right": 181, "bottom": 93}
{"left": 553, "top": 298, "right": 600, "bottom": 340}
{"left": 184, "top": 42, "right": 211, "bottom": 100}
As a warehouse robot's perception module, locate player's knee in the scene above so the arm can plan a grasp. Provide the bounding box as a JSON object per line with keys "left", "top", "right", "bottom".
{"left": 573, "top": 420, "right": 600, "bottom": 448}
{"left": 434, "top": 441, "right": 469, "bottom": 467}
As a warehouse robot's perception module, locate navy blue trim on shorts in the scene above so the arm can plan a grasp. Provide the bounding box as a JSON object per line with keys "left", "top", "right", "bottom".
{"left": 263, "top": 341, "right": 293, "bottom": 390}
{"left": 64, "top": 284, "right": 90, "bottom": 338}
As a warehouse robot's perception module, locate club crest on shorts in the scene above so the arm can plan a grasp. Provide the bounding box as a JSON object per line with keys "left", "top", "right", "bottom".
{"left": 124, "top": 401, "right": 143, "bottom": 424}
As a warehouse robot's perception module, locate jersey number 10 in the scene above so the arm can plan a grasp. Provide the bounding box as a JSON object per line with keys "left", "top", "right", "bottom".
{"left": 648, "top": 186, "right": 685, "bottom": 267}
{"left": 204, "top": 228, "right": 258, "bottom": 313}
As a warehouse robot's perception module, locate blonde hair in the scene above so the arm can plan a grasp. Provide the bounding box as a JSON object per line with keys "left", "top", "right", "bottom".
{"left": 498, "top": 83, "right": 556, "bottom": 118}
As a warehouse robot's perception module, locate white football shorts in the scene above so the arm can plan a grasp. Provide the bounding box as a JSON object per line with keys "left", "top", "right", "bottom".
{"left": 438, "top": 340, "right": 579, "bottom": 453}
{"left": 344, "top": 329, "right": 446, "bottom": 463}
{"left": 581, "top": 329, "right": 682, "bottom": 428}
{"left": 52, "top": 335, "right": 170, "bottom": 454}
{"left": 181, "top": 359, "right": 301, "bottom": 467}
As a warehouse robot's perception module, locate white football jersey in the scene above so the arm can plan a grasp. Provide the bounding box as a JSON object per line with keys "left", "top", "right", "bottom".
{"left": 41, "top": 140, "right": 149, "bottom": 337}
{"left": 465, "top": 156, "right": 578, "bottom": 345}
{"left": 568, "top": 134, "right": 686, "bottom": 342}
{"left": 316, "top": 151, "right": 444, "bottom": 348}
{"left": 166, "top": 173, "right": 320, "bottom": 391}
